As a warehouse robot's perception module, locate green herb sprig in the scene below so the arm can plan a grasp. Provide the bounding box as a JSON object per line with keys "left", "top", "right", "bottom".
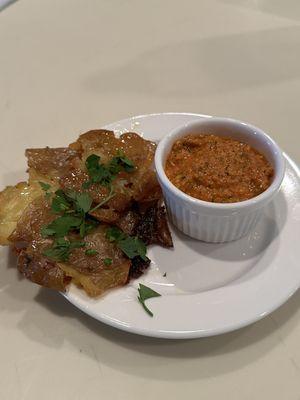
{"left": 104, "top": 257, "right": 112, "bottom": 266}
{"left": 40, "top": 184, "right": 97, "bottom": 260}
{"left": 40, "top": 151, "right": 135, "bottom": 263}
{"left": 85, "top": 249, "right": 99, "bottom": 256}
{"left": 39, "top": 181, "right": 52, "bottom": 199}
{"left": 83, "top": 151, "right": 134, "bottom": 189}
{"left": 43, "top": 238, "right": 85, "bottom": 262}
{"left": 106, "top": 226, "right": 148, "bottom": 261}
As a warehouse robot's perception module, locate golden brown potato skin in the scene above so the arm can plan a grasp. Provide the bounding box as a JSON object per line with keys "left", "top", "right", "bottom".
{"left": 17, "top": 248, "right": 71, "bottom": 291}
{"left": 8, "top": 193, "right": 131, "bottom": 296}
{"left": 64, "top": 130, "right": 162, "bottom": 223}
{"left": 0, "top": 129, "right": 172, "bottom": 297}
{"left": 0, "top": 182, "right": 43, "bottom": 245}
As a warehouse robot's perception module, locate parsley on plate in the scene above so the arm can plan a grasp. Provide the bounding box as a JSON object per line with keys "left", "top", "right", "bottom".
{"left": 137, "top": 284, "right": 161, "bottom": 317}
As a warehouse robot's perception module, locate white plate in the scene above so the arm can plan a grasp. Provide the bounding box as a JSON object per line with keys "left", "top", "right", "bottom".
{"left": 64, "top": 113, "right": 300, "bottom": 339}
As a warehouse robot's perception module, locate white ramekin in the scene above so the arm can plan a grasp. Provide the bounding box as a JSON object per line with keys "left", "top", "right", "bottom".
{"left": 155, "top": 117, "right": 286, "bottom": 243}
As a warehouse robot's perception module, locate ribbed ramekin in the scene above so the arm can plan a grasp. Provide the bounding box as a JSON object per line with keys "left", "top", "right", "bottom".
{"left": 155, "top": 117, "right": 285, "bottom": 243}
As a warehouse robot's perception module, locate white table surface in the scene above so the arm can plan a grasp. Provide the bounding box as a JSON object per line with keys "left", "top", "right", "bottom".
{"left": 0, "top": 1, "right": 299, "bottom": 399}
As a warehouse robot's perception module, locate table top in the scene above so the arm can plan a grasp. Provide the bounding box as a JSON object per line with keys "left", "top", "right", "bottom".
{"left": 0, "top": 1, "right": 299, "bottom": 399}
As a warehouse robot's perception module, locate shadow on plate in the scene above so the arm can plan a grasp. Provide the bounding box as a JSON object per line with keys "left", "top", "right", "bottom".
{"left": 0, "top": 245, "right": 299, "bottom": 381}
{"left": 152, "top": 191, "right": 287, "bottom": 292}
{"left": 31, "top": 288, "right": 300, "bottom": 380}
{"left": 170, "top": 190, "right": 287, "bottom": 262}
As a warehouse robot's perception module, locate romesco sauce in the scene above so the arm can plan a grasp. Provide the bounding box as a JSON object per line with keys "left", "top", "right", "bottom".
{"left": 165, "top": 134, "right": 274, "bottom": 203}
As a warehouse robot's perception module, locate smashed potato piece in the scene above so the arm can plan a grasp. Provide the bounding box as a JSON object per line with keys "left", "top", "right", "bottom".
{"left": 69, "top": 130, "right": 120, "bottom": 162}
{"left": 68, "top": 227, "right": 129, "bottom": 274}
{"left": 26, "top": 147, "right": 81, "bottom": 184}
{"left": 0, "top": 182, "right": 42, "bottom": 244}
{"left": 0, "top": 128, "right": 173, "bottom": 298}
{"left": 8, "top": 197, "right": 55, "bottom": 243}
{"left": 65, "top": 130, "right": 161, "bottom": 224}
{"left": 18, "top": 248, "right": 70, "bottom": 291}
{"left": 59, "top": 260, "right": 130, "bottom": 297}
{"left": 9, "top": 197, "right": 132, "bottom": 296}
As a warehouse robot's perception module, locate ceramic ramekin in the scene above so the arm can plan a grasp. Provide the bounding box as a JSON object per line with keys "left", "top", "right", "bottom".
{"left": 155, "top": 117, "right": 285, "bottom": 243}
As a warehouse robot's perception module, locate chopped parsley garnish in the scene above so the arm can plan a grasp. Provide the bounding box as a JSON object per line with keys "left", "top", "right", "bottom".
{"left": 111, "top": 152, "right": 135, "bottom": 173}
{"left": 41, "top": 187, "right": 98, "bottom": 258}
{"left": 39, "top": 181, "right": 51, "bottom": 191}
{"left": 51, "top": 189, "right": 93, "bottom": 215}
{"left": 40, "top": 152, "right": 136, "bottom": 264}
{"left": 43, "top": 238, "right": 85, "bottom": 262}
{"left": 106, "top": 226, "right": 126, "bottom": 242}
{"left": 83, "top": 154, "right": 112, "bottom": 189}
{"left": 39, "top": 181, "right": 52, "bottom": 199}
{"left": 42, "top": 215, "right": 83, "bottom": 238}
{"left": 74, "top": 192, "right": 93, "bottom": 213}
{"left": 51, "top": 190, "right": 70, "bottom": 213}
{"left": 137, "top": 284, "right": 161, "bottom": 317}
{"left": 83, "top": 151, "right": 135, "bottom": 189}
{"left": 106, "top": 227, "right": 148, "bottom": 261}
{"left": 85, "top": 249, "right": 98, "bottom": 256}
{"left": 104, "top": 257, "right": 112, "bottom": 266}
{"left": 42, "top": 188, "right": 97, "bottom": 240}
{"left": 118, "top": 237, "right": 147, "bottom": 260}
{"left": 79, "top": 218, "right": 98, "bottom": 238}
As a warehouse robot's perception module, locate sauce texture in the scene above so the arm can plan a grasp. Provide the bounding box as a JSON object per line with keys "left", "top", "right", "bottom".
{"left": 165, "top": 134, "right": 274, "bottom": 203}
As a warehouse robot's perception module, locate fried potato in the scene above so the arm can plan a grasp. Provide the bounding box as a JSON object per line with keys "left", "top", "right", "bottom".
{"left": 0, "top": 182, "right": 42, "bottom": 244}
{"left": 26, "top": 147, "right": 81, "bottom": 184}
{"left": 58, "top": 260, "right": 130, "bottom": 297}
{"left": 0, "top": 129, "right": 173, "bottom": 297}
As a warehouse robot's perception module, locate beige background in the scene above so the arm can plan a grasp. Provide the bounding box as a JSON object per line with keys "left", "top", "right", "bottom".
{"left": 0, "top": 1, "right": 299, "bottom": 399}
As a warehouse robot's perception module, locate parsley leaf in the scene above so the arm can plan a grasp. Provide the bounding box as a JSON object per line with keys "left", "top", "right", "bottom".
{"left": 137, "top": 284, "right": 161, "bottom": 317}
{"left": 85, "top": 249, "right": 98, "bottom": 256}
{"left": 118, "top": 237, "right": 147, "bottom": 260}
{"left": 43, "top": 246, "right": 70, "bottom": 262}
{"left": 106, "top": 226, "right": 127, "bottom": 242}
{"left": 62, "top": 190, "right": 93, "bottom": 214}
{"left": 75, "top": 192, "right": 93, "bottom": 213}
{"left": 81, "top": 180, "right": 91, "bottom": 190}
{"left": 42, "top": 215, "right": 82, "bottom": 238}
{"left": 40, "top": 153, "right": 135, "bottom": 262}
{"left": 41, "top": 226, "right": 56, "bottom": 237}
{"left": 85, "top": 154, "right": 100, "bottom": 172}
{"left": 112, "top": 151, "right": 135, "bottom": 172}
{"left": 39, "top": 181, "right": 51, "bottom": 191}
{"left": 39, "top": 181, "right": 52, "bottom": 200}
{"left": 51, "top": 190, "right": 71, "bottom": 213}
{"left": 43, "top": 238, "right": 85, "bottom": 262}
{"left": 106, "top": 227, "right": 147, "bottom": 261}
{"left": 85, "top": 154, "right": 112, "bottom": 187}
{"left": 79, "top": 218, "right": 98, "bottom": 238}
{"left": 104, "top": 257, "right": 112, "bottom": 266}
{"left": 84, "top": 152, "right": 135, "bottom": 189}
{"left": 41, "top": 184, "right": 99, "bottom": 259}
{"left": 50, "top": 189, "right": 93, "bottom": 216}
{"left": 69, "top": 240, "right": 86, "bottom": 249}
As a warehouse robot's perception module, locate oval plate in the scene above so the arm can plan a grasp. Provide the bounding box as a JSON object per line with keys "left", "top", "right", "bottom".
{"left": 64, "top": 113, "right": 300, "bottom": 339}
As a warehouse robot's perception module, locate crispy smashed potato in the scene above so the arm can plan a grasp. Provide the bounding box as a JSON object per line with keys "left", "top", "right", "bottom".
{"left": 0, "top": 129, "right": 173, "bottom": 297}
{"left": 0, "top": 182, "right": 42, "bottom": 244}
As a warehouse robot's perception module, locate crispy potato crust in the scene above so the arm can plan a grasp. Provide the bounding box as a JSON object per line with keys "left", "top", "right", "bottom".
{"left": 0, "top": 129, "right": 173, "bottom": 297}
